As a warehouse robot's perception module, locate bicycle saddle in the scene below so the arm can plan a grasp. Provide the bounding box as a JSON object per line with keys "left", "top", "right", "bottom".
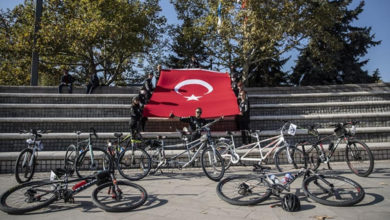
{"left": 226, "top": 131, "right": 233, "bottom": 135}
{"left": 114, "top": 132, "right": 123, "bottom": 138}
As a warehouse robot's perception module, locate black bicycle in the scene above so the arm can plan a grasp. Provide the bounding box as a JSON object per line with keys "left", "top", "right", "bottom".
{"left": 0, "top": 168, "right": 147, "bottom": 214}
{"left": 216, "top": 167, "right": 365, "bottom": 207}
{"left": 105, "top": 132, "right": 151, "bottom": 181}
{"left": 296, "top": 121, "right": 374, "bottom": 177}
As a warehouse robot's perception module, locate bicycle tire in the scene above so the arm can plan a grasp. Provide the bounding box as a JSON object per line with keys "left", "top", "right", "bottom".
{"left": 91, "top": 180, "right": 147, "bottom": 212}
{"left": 64, "top": 144, "right": 77, "bottom": 175}
{"left": 75, "top": 147, "right": 112, "bottom": 178}
{"left": 274, "top": 146, "right": 307, "bottom": 172}
{"left": 302, "top": 174, "right": 365, "bottom": 206}
{"left": 345, "top": 140, "right": 374, "bottom": 177}
{"left": 216, "top": 175, "right": 271, "bottom": 206}
{"left": 0, "top": 180, "right": 57, "bottom": 214}
{"left": 118, "top": 147, "right": 151, "bottom": 181}
{"left": 201, "top": 147, "right": 225, "bottom": 182}
{"left": 216, "top": 142, "right": 233, "bottom": 170}
{"left": 15, "top": 148, "right": 36, "bottom": 184}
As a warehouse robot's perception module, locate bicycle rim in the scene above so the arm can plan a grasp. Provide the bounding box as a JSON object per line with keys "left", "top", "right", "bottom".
{"left": 92, "top": 181, "right": 147, "bottom": 212}
{"left": 275, "top": 146, "right": 307, "bottom": 172}
{"left": 118, "top": 147, "right": 151, "bottom": 181}
{"left": 345, "top": 140, "right": 374, "bottom": 177}
{"left": 201, "top": 147, "right": 225, "bottom": 181}
{"left": 216, "top": 175, "right": 271, "bottom": 206}
{"left": 216, "top": 142, "right": 233, "bottom": 170}
{"left": 64, "top": 145, "right": 77, "bottom": 174}
{"left": 75, "top": 148, "right": 112, "bottom": 178}
{"left": 0, "top": 181, "right": 57, "bottom": 214}
{"left": 302, "top": 175, "right": 365, "bottom": 206}
{"left": 15, "top": 148, "right": 35, "bottom": 184}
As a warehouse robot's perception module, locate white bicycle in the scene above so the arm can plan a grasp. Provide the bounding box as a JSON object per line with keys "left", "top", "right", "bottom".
{"left": 217, "top": 122, "right": 307, "bottom": 172}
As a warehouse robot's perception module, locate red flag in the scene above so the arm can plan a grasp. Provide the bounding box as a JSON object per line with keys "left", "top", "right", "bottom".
{"left": 143, "top": 69, "right": 240, "bottom": 118}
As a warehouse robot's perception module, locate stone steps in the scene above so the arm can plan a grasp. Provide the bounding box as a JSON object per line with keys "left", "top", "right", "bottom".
{"left": 252, "top": 101, "right": 390, "bottom": 115}
{"left": 0, "top": 85, "right": 141, "bottom": 94}
{"left": 249, "top": 91, "right": 390, "bottom": 104}
{"left": 1, "top": 83, "right": 390, "bottom": 173}
{"left": 0, "top": 93, "right": 134, "bottom": 104}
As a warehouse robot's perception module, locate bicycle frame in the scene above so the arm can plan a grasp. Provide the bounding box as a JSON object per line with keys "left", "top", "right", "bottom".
{"left": 303, "top": 123, "right": 357, "bottom": 163}
{"left": 150, "top": 124, "right": 219, "bottom": 172}
{"left": 23, "top": 131, "right": 42, "bottom": 168}
{"left": 219, "top": 122, "right": 291, "bottom": 165}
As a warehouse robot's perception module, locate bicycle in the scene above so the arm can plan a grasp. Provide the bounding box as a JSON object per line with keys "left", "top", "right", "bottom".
{"left": 216, "top": 122, "right": 306, "bottom": 172}
{"left": 0, "top": 167, "right": 148, "bottom": 214}
{"left": 64, "top": 128, "right": 112, "bottom": 178}
{"left": 216, "top": 167, "right": 365, "bottom": 207}
{"left": 15, "top": 129, "right": 49, "bottom": 183}
{"left": 145, "top": 117, "right": 225, "bottom": 181}
{"left": 296, "top": 121, "right": 374, "bottom": 177}
{"left": 105, "top": 132, "right": 151, "bottom": 181}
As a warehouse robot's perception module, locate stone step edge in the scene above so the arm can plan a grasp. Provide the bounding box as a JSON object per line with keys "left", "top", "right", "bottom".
{"left": 2, "top": 100, "right": 390, "bottom": 109}
{"left": 0, "top": 142, "right": 389, "bottom": 160}
{"left": 252, "top": 101, "right": 390, "bottom": 108}
{"left": 249, "top": 90, "right": 390, "bottom": 98}
{"left": 0, "top": 93, "right": 136, "bottom": 98}
{"left": 1, "top": 90, "right": 389, "bottom": 99}
{"left": 1, "top": 112, "right": 390, "bottom": 122}
{"left": 1, "top": 127, "right": 389, "bottom": 140}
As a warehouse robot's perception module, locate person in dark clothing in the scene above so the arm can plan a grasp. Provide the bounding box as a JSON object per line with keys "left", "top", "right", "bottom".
{"left": 129, "top": 96, "right": 143, "bottom": 138}
{"left": 237, "top": 90, "right": 251, "bottom": 145}
{"left": 86, "top": 69, "right": 99, "bottom": 94}
{"left": 58, "top": 69, "right": 73, "bottom": 93}
{"left": 187, "top": 56, "right": 200, "bottom": 68}
{"left": 231, "top": 74, "right": 239, "bottom": 97}
{"left": 170, "top": 107, "right": 212, "bottom": 141}
{"left": 155, "top": 64, "right": 162, "bottom": 84}
{"left": 138, "top": 89, "right": 148, "bottom": 132}
{"left": 143, "top": 73, "right": 154, "bottom": 100}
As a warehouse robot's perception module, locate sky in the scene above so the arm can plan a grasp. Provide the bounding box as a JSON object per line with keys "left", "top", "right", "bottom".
{"left": 1, "top": 0, "right": 389, "bottom": 82}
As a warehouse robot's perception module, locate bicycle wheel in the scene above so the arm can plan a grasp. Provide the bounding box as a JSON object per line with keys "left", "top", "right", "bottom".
{"left": 302, "top": 174, "right": 365, "bottom": 206}
{"left": 75, "top": 148, "right": 112, "bottom": 178}
{"left": 274, "top": 146, "right": 307, "bottom": 172}
{"left": 216, "top": 142, "right": 233, "bottom": 170}
{"left": 216, "top": 175, "right": 271, "bottom": 206}
{"left": 345, "top": 140, "right": 374, "bottom": 177}
{"left": 201, "top": 147, "right": 225, "bottom": 181}
{"left": 15, "top": 148, "right": 36, "bottom": 183}
{"left": 0, "top": 181, "right": 57, "bottom": 214}
{"left": 64, "top": 144, "right": 77, "bottom": 175}
{"left": 118, "top": 147, "right": 151, "bottom": 181}
{"left": 92, "top": 180, "right": 147, "bottom": 212}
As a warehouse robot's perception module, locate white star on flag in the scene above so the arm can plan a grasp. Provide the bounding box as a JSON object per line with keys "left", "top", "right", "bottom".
{"left": 184, "top": 94, "right": 201, "bottom": 101}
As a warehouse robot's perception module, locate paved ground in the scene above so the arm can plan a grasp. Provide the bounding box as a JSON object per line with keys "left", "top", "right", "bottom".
{"left": 0, "top": 161, "right": 390, "bottom": 220}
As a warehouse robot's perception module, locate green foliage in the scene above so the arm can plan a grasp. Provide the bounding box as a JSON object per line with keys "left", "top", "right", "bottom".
{"left": 290, "top": 1, "right": 381, "bottom": 85}
{"left": 0, "top": 0, "right": 166, "bottom": 86}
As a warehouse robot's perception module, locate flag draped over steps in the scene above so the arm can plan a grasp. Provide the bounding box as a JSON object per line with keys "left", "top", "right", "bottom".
{"left": 143, "top": 69, "right": 240, "bottom": 118}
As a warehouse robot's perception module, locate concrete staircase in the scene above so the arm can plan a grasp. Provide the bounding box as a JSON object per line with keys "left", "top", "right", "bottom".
{"left": 1, "top": 83, "right": 389, "bottom": 173}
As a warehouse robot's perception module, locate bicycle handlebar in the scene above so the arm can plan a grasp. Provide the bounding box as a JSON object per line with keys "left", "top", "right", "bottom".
{"left": 199, "top": 116, "right": 223, "bottom": 131}
{"left": 90, "top": 127, "right": 98, "bottom": 138}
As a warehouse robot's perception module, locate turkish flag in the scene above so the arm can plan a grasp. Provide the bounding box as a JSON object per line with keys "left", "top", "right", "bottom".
{"left": 143, "top": 69, "right": 240, "bottom": 118}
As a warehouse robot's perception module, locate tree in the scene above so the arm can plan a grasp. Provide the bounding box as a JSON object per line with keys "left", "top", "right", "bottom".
{"left": 289, "top": 1, "right": 381, "bottom": 86}
{"left": 0, "top": 0, "right": 166, "bottom": 86}
{"left": 166, "top": 0, "right": 210, "bottom": 69}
